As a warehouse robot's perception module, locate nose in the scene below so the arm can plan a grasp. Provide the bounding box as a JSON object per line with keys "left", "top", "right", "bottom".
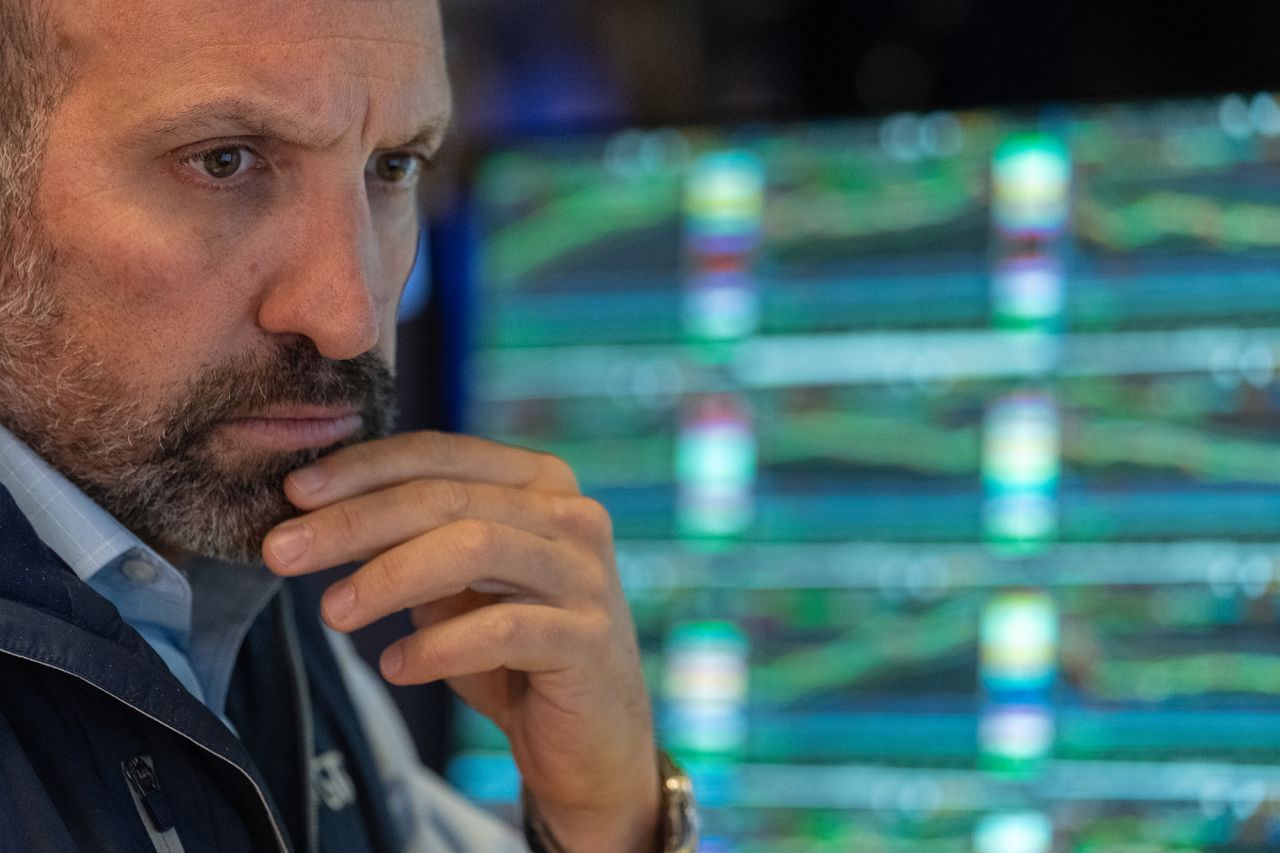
{"left": 256, "top": 182, "right": 382, "bottom": 361}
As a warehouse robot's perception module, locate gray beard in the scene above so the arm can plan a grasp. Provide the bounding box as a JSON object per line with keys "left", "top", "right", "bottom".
{"left": 81, "top": 341, "right": 398, "bottom": 563}
{"left": 0, "top": 220, "right": 397, "bottom": 563}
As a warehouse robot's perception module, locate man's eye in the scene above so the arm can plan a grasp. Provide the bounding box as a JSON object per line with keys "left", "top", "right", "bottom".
{"left": 186, "top": 146, "right": 257, "bottom": 182}
{"left": 370, "top": 152, "right": 423, "bottom": 187}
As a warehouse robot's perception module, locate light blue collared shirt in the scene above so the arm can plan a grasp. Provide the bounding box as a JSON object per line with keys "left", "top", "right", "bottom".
{"left": 0, "top": 425, "right": 280, "bottom": 726}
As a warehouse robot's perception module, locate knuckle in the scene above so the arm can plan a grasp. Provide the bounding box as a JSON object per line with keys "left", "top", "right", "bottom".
{"left": 547, "top": 495, "right": 578, "bottom": 530}
{"left": 413, "top": 629, "right": 451, "bottom": 670}
{"left": 551, "top": 496, "right": 614, "bottom": 543}
{"left": 537, "top": 452, "right": 580, "bottom": 493}
{"left": 328, "top": 501, "right": 364, "bottom": 545}
{"left": 364, "top": 551, "right": 403, "bottom": 600}
{"left": 488, "top": 607, "right": 522, "bottom": 646}
{"left": 451, "top": 518, "right": 497, "bottom": 561}
{"left": 577, "top": 497, "right": 613, "bottom": 537}
{"left": 583, "top": 562, "right": 616, "bottom": 600}
{"left": 416, "top": 478, "right": 469, "bottom": 520}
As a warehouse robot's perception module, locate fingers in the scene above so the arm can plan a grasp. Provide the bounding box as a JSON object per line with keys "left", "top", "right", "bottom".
{"left": 284, "top": 431, "right": 581, "bottom": 511}
{"left": 379, "top": 601, "right": 601, "bottom": 686}
{"left": 263, "top": 479, "right": 593, "bottom": 574}
{"left": 313, "top": 520, "right": 607, "bottom": 634}
{"left": 411, "top": 588, "right": 491, "bottom": 630}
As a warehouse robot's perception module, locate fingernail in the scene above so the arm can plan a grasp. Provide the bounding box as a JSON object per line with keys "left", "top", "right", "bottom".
{"left": 289, "top": 465, "right": 329, "bottom": 496}
{"left": 266, "top": 524, "right": 312, "bottom": 566}
{"left": 381, "top": 644, "right": 404, "bottom": 678}
{"left": 323, "top": 581, "right": 357, "bottom": 625}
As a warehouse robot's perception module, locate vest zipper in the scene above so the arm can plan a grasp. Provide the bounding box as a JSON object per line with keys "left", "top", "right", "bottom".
{"left": 123, "top": 755, "right": 187, "bottom": 853}
{"left": 0, "top": 648, "right": 291, "bottom": 853}
{"left": 277, "top": 586, "right": 320, "bottom": 853}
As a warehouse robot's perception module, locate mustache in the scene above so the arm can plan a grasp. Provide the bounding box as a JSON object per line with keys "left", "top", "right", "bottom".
{"left": 153, "top": 339, "right": 396, "bottom": 459}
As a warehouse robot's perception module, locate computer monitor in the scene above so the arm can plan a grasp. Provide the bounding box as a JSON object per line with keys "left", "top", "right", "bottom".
{"left": 445, "top": 94, "right": 1280, "bottom": 851}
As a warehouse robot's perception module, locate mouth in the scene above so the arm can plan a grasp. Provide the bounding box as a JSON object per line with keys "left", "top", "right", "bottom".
{"left": 217, "top": 404, "right": 364, "bottom": 453}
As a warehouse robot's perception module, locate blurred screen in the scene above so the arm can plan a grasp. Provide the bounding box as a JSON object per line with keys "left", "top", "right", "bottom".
{"left": 446, "top": 94, "right": 1280, "bottom": 851}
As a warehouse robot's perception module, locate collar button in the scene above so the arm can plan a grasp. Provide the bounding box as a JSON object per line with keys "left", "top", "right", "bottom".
{"left": 122, "top": 558, "right": 158, "bottom": 585}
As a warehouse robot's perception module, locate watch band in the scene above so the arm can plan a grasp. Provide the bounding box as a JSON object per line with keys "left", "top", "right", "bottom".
{"left": 522, "top": 749, "right": 699, "bottom": 853}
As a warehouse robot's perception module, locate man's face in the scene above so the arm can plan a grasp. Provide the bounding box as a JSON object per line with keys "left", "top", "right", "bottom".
{"left": 2, "top": 0, "right": 450, "bottom": 561}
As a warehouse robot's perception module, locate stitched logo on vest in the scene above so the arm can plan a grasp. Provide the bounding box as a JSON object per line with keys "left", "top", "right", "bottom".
{"left": 313, "top": 750, "right": 358, "bottom": 811}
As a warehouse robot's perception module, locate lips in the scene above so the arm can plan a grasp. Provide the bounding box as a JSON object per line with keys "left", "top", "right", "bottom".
{"left": 218, "top": 405, "right": 364, "bottom": 452}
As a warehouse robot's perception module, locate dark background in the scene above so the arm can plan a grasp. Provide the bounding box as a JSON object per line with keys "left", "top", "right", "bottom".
{"left": 364, "top": 0, "right": 1280, "bottom": 775}
{"left": 441, "top": 0, "right": 1280, "bottom": 137}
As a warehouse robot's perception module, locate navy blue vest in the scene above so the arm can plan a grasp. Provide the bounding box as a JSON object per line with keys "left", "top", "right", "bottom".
{"left": 0, "top": 484, "right": 402, "bottom": 852}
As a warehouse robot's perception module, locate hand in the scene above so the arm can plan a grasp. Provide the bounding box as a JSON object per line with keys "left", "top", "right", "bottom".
{"left": 262, "top": 431, "right": 660, "bottom": 853}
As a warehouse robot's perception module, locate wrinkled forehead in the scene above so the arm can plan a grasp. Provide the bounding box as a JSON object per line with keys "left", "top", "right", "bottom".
{"left": 52, "top": 0, "right": 449, "bottom": 147}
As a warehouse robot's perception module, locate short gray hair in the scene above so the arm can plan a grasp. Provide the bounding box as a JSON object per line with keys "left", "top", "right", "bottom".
{"left": 0, "top": 2, "right": 73, "bottom": 397}
{"left": 0, "top": 1, "right": 69, "bottom": 241}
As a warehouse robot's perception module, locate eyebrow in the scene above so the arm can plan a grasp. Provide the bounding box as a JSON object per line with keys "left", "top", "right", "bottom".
{"left": 140, "top": 97, "right": 449, "bottom": 152}
{"left": 391, "top": 122, "right": 448, "bottom": 153}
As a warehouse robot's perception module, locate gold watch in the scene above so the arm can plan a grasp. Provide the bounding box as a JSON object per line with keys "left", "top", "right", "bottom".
{"left": 657, "top": 750, "right": 699, "bottom": 853}
{"left": 522, "top": 749, "right": 700, "bottom": 853}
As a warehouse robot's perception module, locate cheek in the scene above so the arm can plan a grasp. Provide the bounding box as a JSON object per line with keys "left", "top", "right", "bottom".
{"left": 76, "top": 224, "right": 233, "bottom": 319}
{"left": 37, "top": 124, "right": 269, "bottom": 370}
{"left": 42, "top": 204, "right": 257, "bottom": 396}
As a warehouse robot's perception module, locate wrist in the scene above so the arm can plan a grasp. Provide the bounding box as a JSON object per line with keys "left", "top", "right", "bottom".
{"left": 522, "top": 749, "right": 698, "bottom": 853}
{"left": 524, "top": 792, "right": 659, "bottom": 853}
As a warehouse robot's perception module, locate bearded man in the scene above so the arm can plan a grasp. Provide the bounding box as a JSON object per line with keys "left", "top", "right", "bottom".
{"left": 0, "top": 1, "right": 696, "bottom": 851}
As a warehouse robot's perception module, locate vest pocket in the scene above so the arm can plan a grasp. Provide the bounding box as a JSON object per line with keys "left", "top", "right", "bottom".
{"left": 123, "top": 755, "right": 188, "bottom": 853}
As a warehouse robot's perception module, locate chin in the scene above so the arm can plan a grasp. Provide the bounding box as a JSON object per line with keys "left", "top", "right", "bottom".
{"left": 104, "top": 443, "right": 317, "bottom": 566}
{"left": 146, "top": 483, "right": 298, "bottom": 565}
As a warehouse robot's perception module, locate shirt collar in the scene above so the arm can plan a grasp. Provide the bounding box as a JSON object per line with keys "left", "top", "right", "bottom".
{"left": 0, "top": 424, "right": 284, "bottom": 721}
{"left": 0, "top": 425, "right": 163, "bottom": 581}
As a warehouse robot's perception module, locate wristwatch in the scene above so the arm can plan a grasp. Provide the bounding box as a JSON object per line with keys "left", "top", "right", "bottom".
{"left": 523, "top": 749, "right": 699, "bottom": 853}
{"left": 656, "top": 750, "right": 699, "bottom": 853}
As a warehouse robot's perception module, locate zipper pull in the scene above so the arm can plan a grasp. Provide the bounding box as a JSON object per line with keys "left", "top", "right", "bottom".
{"left": 125, "top": 755, "right": 176, "bottom": 833}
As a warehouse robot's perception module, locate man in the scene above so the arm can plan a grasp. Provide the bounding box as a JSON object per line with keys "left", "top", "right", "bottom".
{"left": 0, "top": 1, "right": 695, "bottom": 851}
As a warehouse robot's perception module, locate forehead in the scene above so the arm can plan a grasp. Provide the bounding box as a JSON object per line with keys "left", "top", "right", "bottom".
{"left": 55, "top": 0, "right": 448, "bottom": 145}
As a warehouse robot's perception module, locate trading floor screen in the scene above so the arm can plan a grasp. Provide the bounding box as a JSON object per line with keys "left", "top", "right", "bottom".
{"left": 446, "top": 95, "right": 1280, "bottom": 851}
